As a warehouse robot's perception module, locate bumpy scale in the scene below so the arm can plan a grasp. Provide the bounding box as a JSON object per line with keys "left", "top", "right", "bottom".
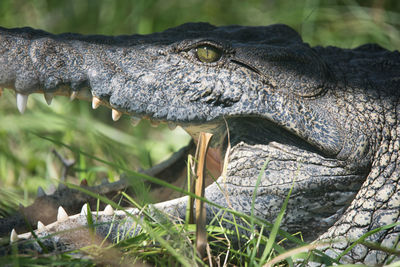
{"left": 0, "top": 23, "right": 399, "bottom": 265}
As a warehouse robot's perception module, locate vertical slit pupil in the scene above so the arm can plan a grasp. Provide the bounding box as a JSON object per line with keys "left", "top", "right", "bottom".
{"left": 196, "top": 45, "right": 222, "bottom": 63}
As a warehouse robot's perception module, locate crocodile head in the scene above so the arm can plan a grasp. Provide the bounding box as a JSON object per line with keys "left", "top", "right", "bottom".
{"left": 1, "top": 23, "right": 384, "bottom": 242}
{"left": 73, "top": 23, "right": 360, "bottom": 159}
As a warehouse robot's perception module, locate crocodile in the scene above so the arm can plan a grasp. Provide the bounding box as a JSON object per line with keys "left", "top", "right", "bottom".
{"left": 0, "top": 23, "right": 399, "bottom": 265}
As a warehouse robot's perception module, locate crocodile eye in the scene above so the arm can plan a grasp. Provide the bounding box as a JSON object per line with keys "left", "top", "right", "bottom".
{"left": 196, "top": 45, "right": 222, "bottom": 63}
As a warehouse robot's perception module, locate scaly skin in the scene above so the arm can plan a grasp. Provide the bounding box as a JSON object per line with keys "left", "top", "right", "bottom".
{"left": 0, "top": 23, "right": 399, "bottom": 264}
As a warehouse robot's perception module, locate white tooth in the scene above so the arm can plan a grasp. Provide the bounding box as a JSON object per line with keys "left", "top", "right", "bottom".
{"left": 150, "top": 120, "right": 160, "bottom": 127}
{"left": 44, "top": 93, "right": 54, "bottom": 105}
{"left": 16, "top": 93, "right": 29, "bottom": 114}
{"left": 37, "top": 221, "right": 46, "bottom": 230}
{"left": 130, "top": 116, "right": 141, "bottom": 126}
{"left": 70, "top": 91, "right": 78, "bottom": 101}
{"left": 168, "top": 122, "right": 177, "bottom": 130}
{"left": 10, "top": 229, "right": 18, "bottom": 243}
{"left": 37, "top": 186, "right": 46, "bottom": 197}
{"left": 112, "top": 109, "right": 122, "bottom": 121}
{"left": 92, "top": 96, "right": 101, "bottom": 109}
{"left": 103, "top": 204, "right": 114, "bottom": 216}
{"left": 57, "top": 206, "right": 68, "bottom": 222}
{"left": 80, "top": 203, "right": 88, "bottom": 215}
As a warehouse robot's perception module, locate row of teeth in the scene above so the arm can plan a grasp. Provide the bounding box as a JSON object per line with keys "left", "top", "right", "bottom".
{"left": 9, "top": 204, "right": 116, "bottom": 244}
{"left": 4, "top": 86, "right": 181, "bottom": 243}
{"left": 2, "top": 87, "right": 178, "bottom": 130}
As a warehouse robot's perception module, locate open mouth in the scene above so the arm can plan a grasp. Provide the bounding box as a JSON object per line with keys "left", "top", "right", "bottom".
{"left": 9, "top": 86, "right": 227, "bottom": 186}
{"left": 5, "top": 80, "right": 370, "bottom": 242}
{"left": 9, "top": 84, "right": 370, "bottom": 193}
{"left": 9, "top": 85, "right": 357, "bottom": 179}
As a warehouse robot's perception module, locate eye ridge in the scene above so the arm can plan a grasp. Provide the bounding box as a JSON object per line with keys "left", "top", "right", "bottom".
{"left": 196, "top": 45, "right": 223, "bottom": 63}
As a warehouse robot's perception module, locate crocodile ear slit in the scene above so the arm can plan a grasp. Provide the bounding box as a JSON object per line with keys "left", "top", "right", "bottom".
{"left": 16, "top": 93, "right": 29, "bottom": 114}
{"left": 57, "top": 206, "right": 68, "bottom": 222}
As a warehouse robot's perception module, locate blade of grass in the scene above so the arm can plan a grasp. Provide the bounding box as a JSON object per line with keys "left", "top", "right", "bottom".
{"left": 248, "top": 158, "right": 270, "bottom": 266}
{"left": 39, "top": 134, "right": 306, "bottom": 246}
{"left": 250, "top": 158, "right": 270, "bottom": 229}
{"left": 85, "top": 202, "right": 94, "bottom": 236}
{"left": 258, "top": 177, "right": 295, "bottom": 266}
{"left": 185, "top": 154, "right": 193, "bottom": 226}
{"left": 337, "top": 222, "right": 400, "bottom": 261}
{"left": 188, "top": 154, "right": 196, "bottom": 225}
{"left": 194, "top": 132, "right": 213, "bottom": 259}
{"left": 384, "top": 260, "right": 400, "bottom": 267}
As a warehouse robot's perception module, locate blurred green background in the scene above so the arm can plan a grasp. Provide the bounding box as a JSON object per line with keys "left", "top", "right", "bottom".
{"left": 0, "top": 0, "right": 399, "bottom": 212}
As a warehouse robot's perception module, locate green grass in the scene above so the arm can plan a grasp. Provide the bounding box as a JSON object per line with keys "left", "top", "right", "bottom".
{"left": 2, "top": 172, "right": 399, "bottom": 266}
{"left": 0, "top": 0, "right": 399, "bottom": 201}
{"left": 0, "top": 0, "right": 399, "bottom": 266}
{"left": 1, "top": 139, "right": 399, "bottom": 266}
